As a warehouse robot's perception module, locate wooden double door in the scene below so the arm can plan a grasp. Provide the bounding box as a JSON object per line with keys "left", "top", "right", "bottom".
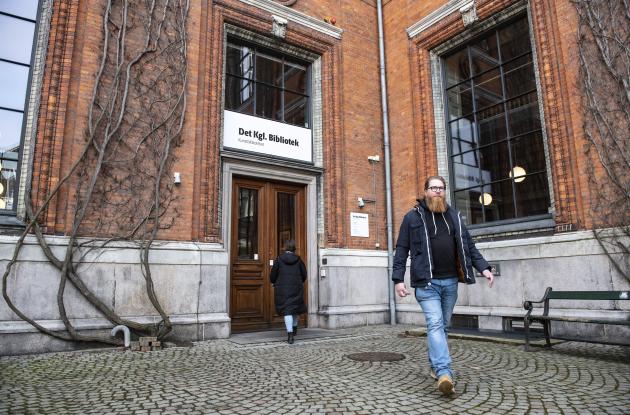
{"left": 230, "top": 177, "right": 307, "bottom": 333}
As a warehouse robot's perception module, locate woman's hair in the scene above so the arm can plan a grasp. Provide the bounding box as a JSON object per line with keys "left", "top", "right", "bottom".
{"left": 284, "top": 239, "right": 296, "bottom": 252}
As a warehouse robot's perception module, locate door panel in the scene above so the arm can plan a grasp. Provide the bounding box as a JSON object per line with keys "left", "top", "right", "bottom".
{"left": 235, "top": 187, "right": 259, "bottom": 260}
{"left": 230, "top": 179, "right": 266, "bottom": 332}
{"left": 230, "top": 178, "right": 307, "bottom": 333}
{"left": 268, "top": 183, "right": 307, "bottom": 327}
{"left": 276, "top": 191, "right": 296, "bottom": 254}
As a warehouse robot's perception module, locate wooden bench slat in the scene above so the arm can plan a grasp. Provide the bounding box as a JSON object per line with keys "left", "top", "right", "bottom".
{"left": 547, "top": 291, "right": 629, "bottom": 301}
{"left": 529, "top": 316, "right": 630, "bottom": 325}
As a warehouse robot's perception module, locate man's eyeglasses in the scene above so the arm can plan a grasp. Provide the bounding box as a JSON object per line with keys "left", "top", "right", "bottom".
{"left": 427, "top": 186, "right": 446, "bottom": 192}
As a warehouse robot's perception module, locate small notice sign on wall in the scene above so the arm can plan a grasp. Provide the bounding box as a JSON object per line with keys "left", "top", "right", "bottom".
{"left": 350, "top": 212, "right": 369, "bottom": 237}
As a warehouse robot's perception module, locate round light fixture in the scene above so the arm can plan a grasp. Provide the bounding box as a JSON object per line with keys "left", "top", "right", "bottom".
{"left": 479, "top": 192, "right": 493, "bottom": 206}
{"left": 509, "top": 166, "right": 526, "bottom": 183}
{"left": 0, "top": 183, "right": 4, "bottom": 195}
{"left": 0, "top": 199, "right": 5, "bottom": 209}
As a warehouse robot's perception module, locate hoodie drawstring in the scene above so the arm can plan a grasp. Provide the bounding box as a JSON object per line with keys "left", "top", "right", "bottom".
{"left": 442, "top": 212, "right": 450, "bottom": 235}
{"left": 432, "top": 211, "right": 452, "bottom": 235}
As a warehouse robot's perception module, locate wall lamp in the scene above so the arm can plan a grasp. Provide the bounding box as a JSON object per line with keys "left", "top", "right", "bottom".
{"left": 357, "top": 197, "right": 375, "bottom": 208}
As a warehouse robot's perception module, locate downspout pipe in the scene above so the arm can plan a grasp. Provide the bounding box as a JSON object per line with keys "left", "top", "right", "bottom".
{"left": 376, "top": 0, "right": 396, "bottom": 325}
{"left": 111, "top": 325, "right": 131, "bottom": 348}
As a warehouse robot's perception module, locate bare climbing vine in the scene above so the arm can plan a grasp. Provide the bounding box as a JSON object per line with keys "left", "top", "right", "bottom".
{"left": 2, "top": 0, "right": 189, "bottom": 345}
{"left": 573, "top": 0, "right": 630, "bottom": 283}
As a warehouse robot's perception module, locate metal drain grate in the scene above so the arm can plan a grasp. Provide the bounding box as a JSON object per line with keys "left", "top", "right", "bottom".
{"left": 345, "top": 352, "right": 405, "bottom": 362}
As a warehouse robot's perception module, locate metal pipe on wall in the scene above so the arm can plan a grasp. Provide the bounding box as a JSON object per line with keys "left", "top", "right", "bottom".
{"left": 376, "top": 0, "right": 396, "bottom": 325}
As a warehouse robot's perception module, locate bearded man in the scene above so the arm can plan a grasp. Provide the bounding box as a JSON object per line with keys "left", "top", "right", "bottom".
{"left": 392, "top": 175, "right": 494, "bottom": 396}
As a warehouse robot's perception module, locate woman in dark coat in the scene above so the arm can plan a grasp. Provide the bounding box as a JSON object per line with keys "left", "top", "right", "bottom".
{"left": 270, "top": 239, "right": 307, "bottom": 344}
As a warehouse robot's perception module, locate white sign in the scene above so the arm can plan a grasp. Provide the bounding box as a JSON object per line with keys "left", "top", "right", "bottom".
{"left": 350, "top": 212, "right": 369, "bottom": 238}
{"left": 223, "top": 110, "right": 312, "bottom": 163}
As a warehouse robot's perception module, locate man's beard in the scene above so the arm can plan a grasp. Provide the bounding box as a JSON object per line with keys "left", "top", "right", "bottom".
{"left": 426, "top": 195, "right": 447, "bottom": 213}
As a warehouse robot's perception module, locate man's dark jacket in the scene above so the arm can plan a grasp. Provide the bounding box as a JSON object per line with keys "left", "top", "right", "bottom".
{"left": 392, "top": 202, "right": 490, "bottom": 288}
{"left": 270, "top": 252, "right": 307, "bottom": 316}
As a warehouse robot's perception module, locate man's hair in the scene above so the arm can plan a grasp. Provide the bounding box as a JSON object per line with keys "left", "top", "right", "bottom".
{"left": 284, "top": 239, "right": 296, "bottom": 252}
{"left": 424, "top": 175, "right": 446, "bottom": 190}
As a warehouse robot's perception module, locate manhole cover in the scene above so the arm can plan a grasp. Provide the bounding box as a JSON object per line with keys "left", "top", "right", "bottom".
{"left": 345, "top": 352, "right": 406, "bottom": 362}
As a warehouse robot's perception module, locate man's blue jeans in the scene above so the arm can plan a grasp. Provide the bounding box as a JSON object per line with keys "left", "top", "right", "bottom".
{"left": 415, "top": 277, "right": 459, "bottom": 379}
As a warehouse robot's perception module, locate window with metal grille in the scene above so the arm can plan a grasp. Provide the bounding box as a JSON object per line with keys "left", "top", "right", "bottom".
{"left": 443, "top": 15, "right": 551, "bottom": 225}
{"left": 0, "top": 1, "right": 39, "bottom": 213}
{"left": 225, "top": 38, "right": 310, "bottom": 129}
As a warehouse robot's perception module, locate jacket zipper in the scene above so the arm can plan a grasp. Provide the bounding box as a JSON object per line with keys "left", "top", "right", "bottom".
{"left": 416, "top": 207, "right": 433, "bottom": 282}
{"left": 456, "top": 211, "right": 471, "bottom": 282}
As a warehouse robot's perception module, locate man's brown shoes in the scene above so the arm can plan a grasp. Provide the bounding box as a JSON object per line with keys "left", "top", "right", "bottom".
{"left": 437, "top": 374, "right": 455, "bottom": 396}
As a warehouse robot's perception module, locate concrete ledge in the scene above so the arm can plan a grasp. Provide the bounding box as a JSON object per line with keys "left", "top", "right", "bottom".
{"left": 403, "top": 328, "right": 563, "bottom": 348}
{"left": 406, "top": 0, "right": 470, "bottom": 38}
{"left": 0, "top": 235, "right": 228, "bottom": 264}
{"left": 318, "top": 304, "right": 389, "bottom": 315}
{"left": 0, "top": 313, "right": 231, "bottom": 334}
{"left": 476, "top": 230, "right": 629, "bottom": 260}
{"left": 1, "top": 328, "right": 121, "bottom": 356}
{"left": 396, "top": 304, "right": 630, "bottom": 320}
{"left": 319, "top": 248, "right": 388, "bottom": 267}
{"left": 237, "top": 0, "right": 343, "bottom": 39}
{"left": 170, "top": 321, "right": 230, "bottom": 342}
{"left": 0, "top": 318, "right": 231, "bottom": 355}
{"left": 318, "top": 310, "right": 389, "bottom": 329}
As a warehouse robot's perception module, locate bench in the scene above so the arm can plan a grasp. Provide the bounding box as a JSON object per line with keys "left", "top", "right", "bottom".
{"left": 523, "top": 287, "right": 630, "bottom": 350}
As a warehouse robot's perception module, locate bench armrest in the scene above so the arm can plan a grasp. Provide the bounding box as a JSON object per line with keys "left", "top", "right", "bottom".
{"left": 523, "top": 299, "right": 544, "bottom": 311}
{"left": 523, "top": 287, "right": 553, "bottom": 318}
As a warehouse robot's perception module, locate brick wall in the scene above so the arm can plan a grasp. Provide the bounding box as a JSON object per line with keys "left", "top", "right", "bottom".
{"left": 31, "top": 0, "right": 389, "bottom": 249}
{"left": 382, "top": 0, "right": 591, "bottom": 238}
{"left": 30, "top": 0, "right": 80, "bottom": 233}
{"left": 31, "top": 0, "right": 596, "bottom": 248}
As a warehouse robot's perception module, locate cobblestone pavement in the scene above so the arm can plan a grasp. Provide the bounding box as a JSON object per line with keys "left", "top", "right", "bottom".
{"left": 1, "top": 325, "right": 629, "bottom": 414}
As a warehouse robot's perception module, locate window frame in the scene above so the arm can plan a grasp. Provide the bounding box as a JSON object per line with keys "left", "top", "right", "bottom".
{"left": 0, "top": 1, "right": 42, "bottom": 217}
{"left": 224, "top": 36, "right": 312, "bottom": 129}
{"left": 438, "top": 12, "right": 553, "bottom": 230}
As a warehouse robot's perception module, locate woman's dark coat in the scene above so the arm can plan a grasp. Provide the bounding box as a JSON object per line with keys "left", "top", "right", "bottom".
{"left": 270, "top": 252, "right": 307, "bottom": 316}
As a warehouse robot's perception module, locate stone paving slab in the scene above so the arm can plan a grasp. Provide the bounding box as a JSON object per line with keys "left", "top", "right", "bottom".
{"left": 1, "top": 325, "right": 629, "bottom": 414}
{"left": 228, "top": 328, "right": 353, "bottom": 345}
{"left": 405, "top": 328, "right": 565, "bottom": 348}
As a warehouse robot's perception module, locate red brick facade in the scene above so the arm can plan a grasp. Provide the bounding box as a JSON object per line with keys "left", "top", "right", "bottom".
{"left": 31, "top": 0, "right": 595, "bottom": 248}
{"left": 384, "top": 0, "right": 591, "bottom": 236}
{"left": 200, "top": 0, "right": 349, "bottom": 246}
{"left": 30, "top": 0, "right": 80, "bottom": 233}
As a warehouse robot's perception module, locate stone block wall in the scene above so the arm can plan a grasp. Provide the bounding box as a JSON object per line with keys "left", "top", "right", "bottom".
{"left": 0, "top": 235, "right": 230, "bottom": 355}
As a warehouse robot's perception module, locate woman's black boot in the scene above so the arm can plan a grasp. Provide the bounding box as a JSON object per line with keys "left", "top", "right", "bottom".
{"left": 287, "top": 332, "right": 294, "bottom": 344}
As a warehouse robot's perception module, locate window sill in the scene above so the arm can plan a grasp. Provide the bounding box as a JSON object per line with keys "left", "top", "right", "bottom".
{"left": 0, "top": 214, "right": 26, "bottom": 229}
{"left": 468, "top": 215, "right": 554, "bottom": 241}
